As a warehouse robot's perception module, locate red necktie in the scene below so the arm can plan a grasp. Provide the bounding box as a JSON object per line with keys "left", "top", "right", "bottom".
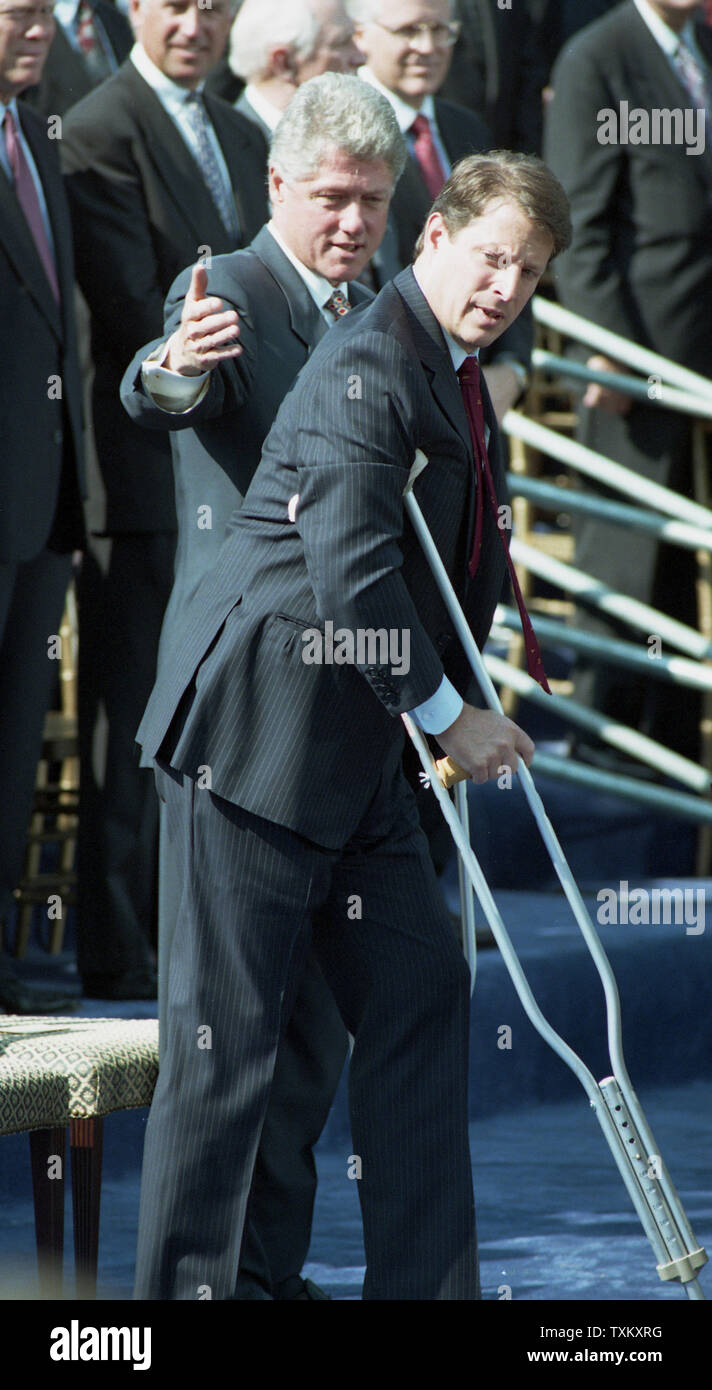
{"left": 411, "top": 113, "right": 447, "bottom": 199}
{"left": 458, "top": 357, "right": 551, "bottom": 694}
{"left": 3, "top": 109, "right": 59, "bottom": 302}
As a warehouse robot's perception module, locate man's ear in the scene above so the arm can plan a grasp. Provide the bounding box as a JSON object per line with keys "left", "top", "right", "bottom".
{"left": 268, "top": 166, "right": 284, "bottom": 205}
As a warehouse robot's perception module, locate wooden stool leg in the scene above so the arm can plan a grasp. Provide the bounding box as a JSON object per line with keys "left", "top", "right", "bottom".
{"left": 70, "top": 1116, "right": 103, "bottom": 1298}
{"left": 29, "top": 1126, "right": 66, "bottom": 1298}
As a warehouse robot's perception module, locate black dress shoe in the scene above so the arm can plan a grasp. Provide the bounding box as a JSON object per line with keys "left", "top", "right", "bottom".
{"left": 0, "top": 971, "right": 79, "bottom": 1015}
{"left": 276, "top": 1276, "right": 332, "bottom": 1301}
{"left": 82, "top": 968, "right": 158, "bottom": 1000}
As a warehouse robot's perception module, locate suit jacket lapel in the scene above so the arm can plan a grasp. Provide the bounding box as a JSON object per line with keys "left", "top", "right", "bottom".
{"left": 251, "top": 226, "right": 326, "bottom": 349}
{"left": 120, "top": 63, "right": 235, "bottom": 254}
{"left": 0, "top": 107, "right": 63, "bottom": 338}
{"left": 393, "top": 267, "right": 473, "bottom": 459}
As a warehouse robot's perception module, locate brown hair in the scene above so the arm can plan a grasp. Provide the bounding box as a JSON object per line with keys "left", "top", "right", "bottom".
{"left": 413, "top": 150, "right": 572, "bottom": 260}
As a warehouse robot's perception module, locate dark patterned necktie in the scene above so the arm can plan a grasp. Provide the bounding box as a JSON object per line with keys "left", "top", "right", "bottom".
{"left": 324, "top": 289, "right": 351, "bottom": 318}
{"left": 458, "top": 357, "right": 550, "bottom": 693}
{"left": 411, "top": 113, "right": 447, "bottom": 199}
{"left": 183, "top": 92, "right": 240, "bottom": 241}
{"left": 674, "top": 38, "right": 712, "bottom": 116}
{"left": 3, "top": 109, "right": 59, "bottom": 302}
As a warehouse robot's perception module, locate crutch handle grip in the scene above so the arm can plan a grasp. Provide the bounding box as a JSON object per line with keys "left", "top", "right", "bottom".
{"left": 435, "top": 756, "right": 469, "bottom": 788}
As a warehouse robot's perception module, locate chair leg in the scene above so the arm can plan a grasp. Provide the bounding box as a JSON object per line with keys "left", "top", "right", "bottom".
{"left": 29, "top": 1126, "right": 66, "bottom": 1298}
{"left": 70, "top": 1116, "right": 103, "bottom": 1298}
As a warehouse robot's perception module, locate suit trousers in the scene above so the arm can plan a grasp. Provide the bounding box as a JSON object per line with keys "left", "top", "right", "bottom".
{"left": 0, "top": 548, "right": 73, "bottom": 923}
{"left": 76, "top": 532, "right": 175, "bottom": 980}
{"left": 134, "top": 757, "right": 478, "bottom": 1300}
{"left": 157, "top": 800, "right": 349, "bottom": 1296}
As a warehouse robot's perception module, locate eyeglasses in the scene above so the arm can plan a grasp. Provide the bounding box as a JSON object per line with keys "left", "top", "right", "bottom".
{"left": 0, "top": 4, "right": 55, "bottom": 23}
{"left": 371, "top": 19, "right": 461, "bottom": 49}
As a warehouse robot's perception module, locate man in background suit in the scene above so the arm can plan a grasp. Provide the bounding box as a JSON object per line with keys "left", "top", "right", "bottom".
{"left": 545, "top": 0, "right": 712, "bottom": 762}
{"left": 350, "top": 0, "right": 532, "bottom": 421}
{"left": 119, "top": 73, "right": 385, "bottom": 1298}
{"left": 132, "top": 144, "right": 569, "bottom": 1299}
{"left": 0, "top": 0, "right": 85, "bottom": 1011}
{"left": 24, "top": 0, "right": 132, "bottom": 118}
{"left": 60, "top": 0, "right": 269, "bottom": 999}
{"left": 440, "top": 0, "right": 549, "bottom": 153}
{"left": 213, "top": 0, "right": 361, "bottom": 124}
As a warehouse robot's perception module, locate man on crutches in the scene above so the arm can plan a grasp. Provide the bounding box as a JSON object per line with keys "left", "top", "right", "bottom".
{"left": 133, "top": 152, "right": 572, "bottom": 1300}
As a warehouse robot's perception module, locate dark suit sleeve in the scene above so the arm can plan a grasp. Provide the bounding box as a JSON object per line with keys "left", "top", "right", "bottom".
{"left": 544, "top": 42, "right": 643, "bottom": 344}
{"left": 61, "top": 104, "right": 172, "bottom": 363}
{"left": 290, "top": 332, "right": 445, "bottom": 713}
{"left": 119, "top": 262, "right": 257, "bottom": 432}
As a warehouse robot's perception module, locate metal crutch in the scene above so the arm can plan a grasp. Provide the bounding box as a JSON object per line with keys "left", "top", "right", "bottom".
{"left": 402, "top": 451, "right": 708, "bottom": 1299}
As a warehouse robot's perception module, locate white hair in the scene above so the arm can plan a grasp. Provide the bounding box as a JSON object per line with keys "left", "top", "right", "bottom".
{"left": 229, "top": 0, "right": 324, "bottom": 82}
{"left": 270, "top": 71, "right": 406, "bottom": 183}
{"left": 346, "top": 0, "right": 454, "bottom": 21}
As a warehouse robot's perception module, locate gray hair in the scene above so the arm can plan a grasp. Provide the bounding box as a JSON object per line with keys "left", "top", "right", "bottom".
{"left": 229, "top": 0, "right": 322, "bottom": 81}
{"left": 270, "top": 72, "right": 407, "bottom": 183}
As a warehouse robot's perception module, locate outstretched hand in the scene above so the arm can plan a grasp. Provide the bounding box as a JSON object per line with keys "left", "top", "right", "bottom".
{"left": 164, "top": 263, "right": 242, "bottom": 376}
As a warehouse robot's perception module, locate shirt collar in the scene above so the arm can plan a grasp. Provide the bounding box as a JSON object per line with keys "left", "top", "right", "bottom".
{"left": 266, "top": 220, "right": 348, "bottom": 313}
{"left": 54, "top": 0, "right": 82, "bottom": 26}
{"left": 243, "top": 83, "right": 285, "bottom": 135}
{"left": 130, "top": 42, "right": 206, "bottom": 105}
{"left": 359, "top": 66, "right": 436, "bottom": 133}
{"left": 633, "top": 0, "right": 698, "bottom": 56}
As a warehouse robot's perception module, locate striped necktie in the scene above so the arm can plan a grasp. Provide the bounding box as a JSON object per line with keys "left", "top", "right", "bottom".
{"left": 183, "top": 92, "right": 240, "bottom": 241}
{"left": 458, "top": 357, "right": 550, "bottom": 694}
{"left": 3, "top": 109, "right": 59, "bottom": 302}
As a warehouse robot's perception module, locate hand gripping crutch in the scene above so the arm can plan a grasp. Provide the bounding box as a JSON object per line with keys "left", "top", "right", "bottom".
{"left": 402, "top": 451, "right": 708, "bottom": 1299}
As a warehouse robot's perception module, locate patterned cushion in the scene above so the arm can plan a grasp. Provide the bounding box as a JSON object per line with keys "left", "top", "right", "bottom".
{"left": 0, "top": 1016, "right": 159, "bottom": 1136}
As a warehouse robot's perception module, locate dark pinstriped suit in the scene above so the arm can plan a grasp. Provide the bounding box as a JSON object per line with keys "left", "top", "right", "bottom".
{"left": 133, "top": 267, "right": 508, "bottom": 1300}
{"left": 120, "top": 228, "right": 372, "bottom": 1297}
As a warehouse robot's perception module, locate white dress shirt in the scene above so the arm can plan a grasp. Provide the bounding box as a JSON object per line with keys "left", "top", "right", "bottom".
{"left": 242, "top": 83, "right": 285, "bottom": 135}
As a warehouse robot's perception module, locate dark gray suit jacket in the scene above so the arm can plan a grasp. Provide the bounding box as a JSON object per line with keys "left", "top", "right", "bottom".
{"left": 120, "top": 225, "right": 372, "bottom": 652}
{"left": 60, "top": 59, "right": 270, "bottom": 534}
{"left": 545, "top": 2, "right": 712, "bottom": 377}
{"left": 0, "top": 100, "right": 85, "bottom": 561}
{"left": 137, "top": 268, "right": 508, "bottom": 848}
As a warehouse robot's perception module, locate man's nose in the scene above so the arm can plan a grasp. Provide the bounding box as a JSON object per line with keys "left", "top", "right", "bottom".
{"left": 493, "top": 263, "right": 521, "bottom": 300}
{"left": 179, "top": 5, "right": 201, "bottom": 37}
{"left": 339, "top": 201, "right": 366, "bottom": 235}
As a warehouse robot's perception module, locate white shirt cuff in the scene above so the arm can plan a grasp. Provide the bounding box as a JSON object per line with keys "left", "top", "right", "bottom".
{"left": 141, "top": 341, "right": 211, "bottom": 413}
{"left": 408, "top": 674, "right": 463, "bottom": 735}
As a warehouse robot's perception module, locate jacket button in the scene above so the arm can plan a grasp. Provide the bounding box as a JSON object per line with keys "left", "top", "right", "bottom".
{"left": 53, "top": 428, "right": 63, "bottom": 445}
